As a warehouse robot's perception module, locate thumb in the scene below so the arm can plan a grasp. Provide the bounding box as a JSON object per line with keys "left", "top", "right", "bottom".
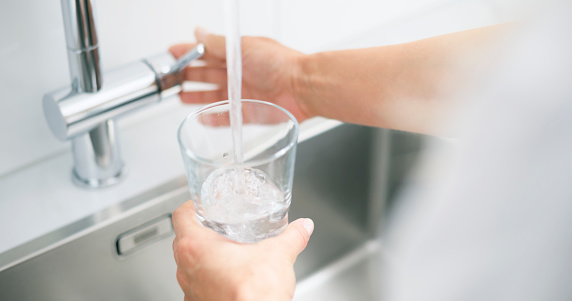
{"left": 273, "top": 218, "right": 314, "bottom": 264}
{"left": 195, "top": 26, "right": 226, "bottom": 60}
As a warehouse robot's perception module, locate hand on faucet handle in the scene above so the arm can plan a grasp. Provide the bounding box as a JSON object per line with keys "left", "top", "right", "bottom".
{"left": 169, "top": 27, "right": 314, "bottom": 123}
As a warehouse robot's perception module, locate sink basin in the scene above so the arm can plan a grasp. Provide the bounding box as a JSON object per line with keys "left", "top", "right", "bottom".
{"left": 0, "top": 123, "right": 392, "bottom": 300}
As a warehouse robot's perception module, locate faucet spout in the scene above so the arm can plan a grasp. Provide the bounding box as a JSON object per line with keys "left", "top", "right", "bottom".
{"left": 61, "top": 0, "right": 102, "bottom": 92}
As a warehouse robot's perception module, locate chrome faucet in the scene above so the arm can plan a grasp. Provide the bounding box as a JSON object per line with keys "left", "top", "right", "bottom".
{"left": 43, "top": 0, "right": 204, "bottom": 188}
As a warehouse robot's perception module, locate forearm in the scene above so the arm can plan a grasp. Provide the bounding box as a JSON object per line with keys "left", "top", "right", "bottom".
{"left": 293, "top": 25, "right": 511, "bottom": 135}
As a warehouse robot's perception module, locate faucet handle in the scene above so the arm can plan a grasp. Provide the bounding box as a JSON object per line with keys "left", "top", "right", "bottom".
{"left": 145, "top": 43, "right": 206, "bottom": 99}
{"left": 171, "top": 43, "right": 206, "bottom": 73}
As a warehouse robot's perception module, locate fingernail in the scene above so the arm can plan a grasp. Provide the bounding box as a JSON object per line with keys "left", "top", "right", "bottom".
{"left": 195, "top": 26, "right": 209, "bottom": 41}
{"left": 302, "top": 218, "right": 314, "bottom": 236}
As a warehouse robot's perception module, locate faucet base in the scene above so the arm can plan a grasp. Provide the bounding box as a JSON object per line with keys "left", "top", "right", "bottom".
{"left": 70, "top": 121, "right": 127, "bottom": 189}
{"left": 72, "top": 166, "right": 128, "bottom": 189}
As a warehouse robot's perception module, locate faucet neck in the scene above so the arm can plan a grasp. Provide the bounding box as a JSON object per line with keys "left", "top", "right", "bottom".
{"left": 61, "top": 0, "right": 102, "bottom": 92}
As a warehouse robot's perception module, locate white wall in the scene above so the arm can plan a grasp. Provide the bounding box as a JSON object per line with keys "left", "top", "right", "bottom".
{"left": 0, "top": 0, "right": 501, "bottom": 178}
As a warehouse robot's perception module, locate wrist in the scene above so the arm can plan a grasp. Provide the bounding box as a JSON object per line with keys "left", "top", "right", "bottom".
{"left": 290, "top": 53, "right": 317, "bottom": 120}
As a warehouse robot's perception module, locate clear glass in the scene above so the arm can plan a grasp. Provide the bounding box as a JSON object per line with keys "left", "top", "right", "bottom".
{"left": 177, "top": 100, "right": 299, "bottom": 243}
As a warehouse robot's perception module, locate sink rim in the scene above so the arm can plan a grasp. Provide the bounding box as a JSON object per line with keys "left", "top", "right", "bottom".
{"left": 0, "top": 176, "right": 188, "bottom": 272}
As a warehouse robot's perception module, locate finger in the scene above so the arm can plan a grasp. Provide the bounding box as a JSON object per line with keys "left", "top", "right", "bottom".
{"left": 172, "top": 200, "right": 204, "bottom": 238}
{"left": 195, "top": 27, "right": 227, "bottom": 61}
{"left": 169, "top": 43, "right": 225, "bottom": 64}
{"left": 270, "top": 218, "right": 314, "bottom": 264}
{"left": 173, "top": 237, "right": 179, "bottom": 264}
{"left": 198, "top": 111, "right": 231, "bottom": 127}
{"left": 184, "top": 66, "right": 227, "bottom": 84}
{"left": 191, "top": 60, "right": 227, "bottom": 68}
{"left": 180, "top": 90, "right": 228, "bottom": 104}
{"left": 177, "top": 268, "right": 190, "bottom": 292}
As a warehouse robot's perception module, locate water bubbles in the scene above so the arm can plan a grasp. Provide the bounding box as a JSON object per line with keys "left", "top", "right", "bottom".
{"left": 200, "top": 166, "right": 283, "bottom": 223}
{"left": 198, "top": 166, "right": 289, "bottom": 242}
{"left": 252, "top": 169, "right": 267, "bottom": 183}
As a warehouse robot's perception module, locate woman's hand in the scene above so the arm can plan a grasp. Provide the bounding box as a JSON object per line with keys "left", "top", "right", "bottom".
{"left": 172, "top": 200, "right": 314, "bottom": 301}
{"left": 169, "top": 27, "right": 313, "bottom": 123}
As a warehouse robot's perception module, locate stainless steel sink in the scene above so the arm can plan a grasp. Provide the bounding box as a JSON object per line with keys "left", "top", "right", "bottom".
{"left": 0, "top": 124, "right": 400, "bottom": 301}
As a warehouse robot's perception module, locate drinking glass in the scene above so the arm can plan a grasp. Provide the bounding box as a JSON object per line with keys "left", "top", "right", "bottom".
{"left": 177, "top": 100, "right": 299, "bottom": 243}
